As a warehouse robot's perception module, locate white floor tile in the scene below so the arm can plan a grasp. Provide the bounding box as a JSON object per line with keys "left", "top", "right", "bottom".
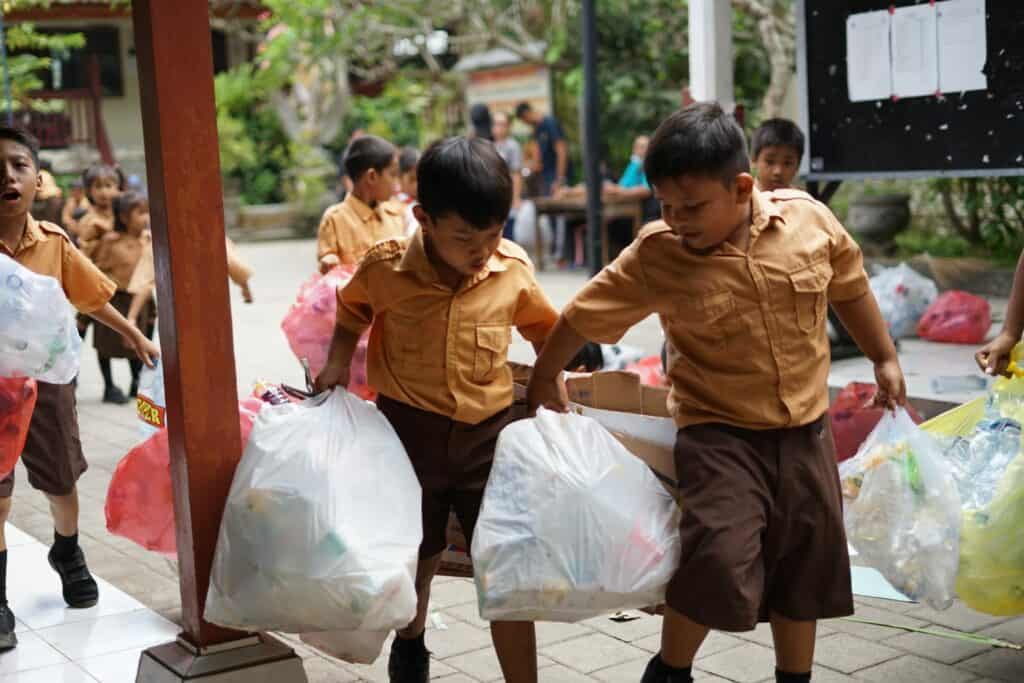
{"left": 0, "top": 661, "right": 97, "bottom": 682}
{"left": 0, "top": 630, "right": 69, "bottom": 674}
{"left": 6, "top": 542, "right": 146, "bottom": 631}
{"left": 3, "top": 526, "right": 36, "bottom": 550}
{"left": 36, "top": 610, "right": 177, "bottom": 661}
{"left": 79, "top": 648, "right": 143, "bottom": 683}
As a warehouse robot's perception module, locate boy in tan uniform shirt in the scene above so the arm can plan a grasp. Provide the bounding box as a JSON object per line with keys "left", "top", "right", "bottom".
{"left": 0, "top": 128, "right": 158, "bottom": 650}
{"left": 529, "top": 104, "right": 907, "bottom": 683}
{"left": 317, "top": 135, "right": 405, "bottom": 273}
{"left": 317, "top": 137, "right": 559, "bottom": 683}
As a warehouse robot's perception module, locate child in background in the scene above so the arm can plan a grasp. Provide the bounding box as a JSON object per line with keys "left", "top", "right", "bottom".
{"left": 316, "top": 135, "right": 405, "bottom": 273}
{"left": 88, "top": 191, "right": 155, "bottom": 403}
{"left": 750, "top": 118, "right": 804, "bottom": 192}
{"left": 316, "top": 137, "right": 558, "bottom": 683}
{"left": 61, "top": 178, "right": 90, "bottom": 238}
{"left": 73, "top": 164, "right": 121, "bottom": 251}
{"left": 395, "top": 146, "right": 420, "bottom": 236}
{"left": 0, "top": 127, "right": 158, "bottom": 651}
{"left": 528, "top": 104, "right": 906, "bottom": 683}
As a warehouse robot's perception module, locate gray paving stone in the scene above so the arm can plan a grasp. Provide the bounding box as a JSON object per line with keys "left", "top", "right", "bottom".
{"left": 442, "top": 646, "right": 504, "bottom": 682}
{"left": 426, "top": 621, "right": 497, "bottom": 659}
{"left": 541, "top": 633, "right": 648, "bottom": 674}
{"left": 537, "top": 663, "right": 599, "bottom": 682}
{"left": 536, "top": 621, "right": 597, "bottom": 647}
{"left": 980, "top": 616, "right": 1024, "bottom": 645}
{"left": 344, "top": 653, "right": 458, "bottom": 682}
{"left": 428, "top": 579, "right": 479, "bottom": 609}
{"left": 443, "top": 603, "right": 491, "bottom": 631}
{"left": 905, "top": 602, "right": 1008, "bottom": 633}
{"left": 582, "top": 612, "right": 664, "bottom": 643}
{"left": 589, "top": 654, "right": 652, "bottom": 682}
{"left": 886, "top": 627, "right": 992, "bottom": 665}
{"left": 955, "top": 648, "right": 1024, "bottom": 682}
{"left": 825, "top": 605, "right": 929, "bottom": 642}
{"left": 852, "top": 596, "right": 920, "bottom": 614}
{"left": 754, "top": 667, "right": 860, "bottom": 683}
{"left": 853, "top": 654, "right": 977, "bottom": 683}
{"left": 302, "top": 655, "right": 361, "bottom": 682}
{"left": 811, "top": 633, "right": 902, "bottom": 674}
{"left": 696, "top": 640, "right": 777, "bottom": 683}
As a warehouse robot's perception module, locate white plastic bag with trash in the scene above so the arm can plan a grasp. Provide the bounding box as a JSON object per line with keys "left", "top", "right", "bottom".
{"left": 472, "top": 409, "right": 680, "bottom": 622}
{"left": 839, "top": 408, "right": 961, "bottom": 610}
{"left": 135, "top": 356, "right": 165, "bottom": 440}
{"left": 0, "top": 253, "right": 81, "bottom": 383}
{"left": 869, "top": 263, "right": 938, "bottom": 339}
{"left": 205, "top": 388, "right": 422, "bottom": 633}
{"left": 300, "top": 629, "right": 389, "bottom": 665}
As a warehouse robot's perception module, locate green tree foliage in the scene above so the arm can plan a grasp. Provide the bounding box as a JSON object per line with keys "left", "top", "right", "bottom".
{"left": 3, "top": 23, "right": 85, "bottom": 109}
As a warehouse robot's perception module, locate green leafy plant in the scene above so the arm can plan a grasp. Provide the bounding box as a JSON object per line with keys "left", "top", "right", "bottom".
{"left": 930, "top": 177, "right": 1024, "bottom": 259}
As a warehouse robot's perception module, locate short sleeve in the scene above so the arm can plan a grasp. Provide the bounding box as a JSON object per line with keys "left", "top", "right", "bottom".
{"left": 316, "top": 209, "right": 340, "bottom": 261}
{"left": 826, "top": 211, "right": 871, "bottom": 303}
{"left": 61, "top": 241, "right": 116, "bottom": 313}
{"left": 514, "top": 277, "right": 559, "bottom": 345}
{"left": 563, "top": 241, "right": 655, "bottom": 344}
{"left": 335, "top": 264, "right": 375, "bottom": 335}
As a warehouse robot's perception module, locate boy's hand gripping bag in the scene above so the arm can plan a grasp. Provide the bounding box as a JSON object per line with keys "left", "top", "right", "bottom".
{"left": 472, "top": 409, "right": 681, "bottom": 622}
{"left": 868, "top": 263, "right": 938, "bottom": 339}
{"left": 204, "top": 388, "right": 422, "bottom": 633}
{"left": 916, "top": 290, "right": 992, "bottom": 345}
{"left": 106, "top": 400, "right": 263, "bottom": 556}
{"left": 280, "top": 266, "right": 374, "bottom": 401}
{"left": 829, "top": 382, "right": 923, "bottom": 463}
{"left": 0, "top": 253, "right": 81, "bottom": 384}
{"left": 839, "top": 408, "right": 961, "bottom": 610}
{"left": 0, "top": 377, "right": 38, "bottom": 479}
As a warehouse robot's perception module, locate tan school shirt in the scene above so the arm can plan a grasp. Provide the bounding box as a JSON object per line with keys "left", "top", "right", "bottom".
{"left": 564, "top": 188, "right": 871, "bottom": 431}
{"left": 316, "top": 194, "right": 407, "bottom": 267}
{"left": 76, "top": 209, "right": 115, "bottom": 256}
{"left": 0, "top": 214, "right": 115, "bottom": 314}
{"left": 336, "top": 231, "right": 559, "bottom": 424}
{"left": 89, "top": 232, "right": 146, "bottom": 290}
{"left": 127, "top": 233, "right": 253, "bottom": 296}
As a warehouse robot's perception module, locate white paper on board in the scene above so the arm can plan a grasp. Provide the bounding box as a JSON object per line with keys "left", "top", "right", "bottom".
{"left": 847, "top": 10, "right": 893, "bottom": 102}
{"left": 891, "top": 4, "right": 939, "bottom": 98}
{"left": 937, "top": 0, "right": 988, "bottom": 93}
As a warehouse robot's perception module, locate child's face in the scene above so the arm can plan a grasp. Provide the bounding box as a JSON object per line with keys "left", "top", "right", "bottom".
{"left": 366, "top": 156, "right": 399, "bottom": 204}
{"left": 124, "top": 203, "right": 149, "bottom": 236}
{"left": 753, "top": 145, "right": 800, "bottom": 192}
{"left": 632, "top": 136, "right": 650, "bottom": 159}
{"left": 89, "top": 176, "right": 120, "bottom": 210}
{"left": 415, "top": 206, "right": 503, "bottom": 277}
{"left": 0, "top": 140, "right": 40, "bottom": 219}
{"left": 400, "top": 170, "right": 418, "bottom": 200}
{"left": 653, "top": 173, "right": 755, "bottom": 252}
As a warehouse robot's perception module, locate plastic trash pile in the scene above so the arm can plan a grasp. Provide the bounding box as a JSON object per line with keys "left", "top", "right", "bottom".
{"left": 0, "top": 253, "right": 81, "bottom": 383}
{"left": 473, "top": 409, "right": 680, "bottom": 622}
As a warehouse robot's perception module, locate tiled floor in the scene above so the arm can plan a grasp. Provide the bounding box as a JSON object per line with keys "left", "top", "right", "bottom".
{"left": 0, "top": 525, "right": 178, "bottom": 682}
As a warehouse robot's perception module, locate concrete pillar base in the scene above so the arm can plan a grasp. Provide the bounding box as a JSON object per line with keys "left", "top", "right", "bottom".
{"left": 135, "top": 633, "right": 307, "bottom": 683}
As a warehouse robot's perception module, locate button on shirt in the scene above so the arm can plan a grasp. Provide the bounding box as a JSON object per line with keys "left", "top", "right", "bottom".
{"left": 564, "top": 189, "right": 871, "bottom": 430}
{"left": 336, "top": 231, "right": 559, "bottom": 424}
{"left": 1, "top": 215, "right": 115, "bottom": 314}
{"left": 316, "top": 194, "right": 407, "bottom": 266}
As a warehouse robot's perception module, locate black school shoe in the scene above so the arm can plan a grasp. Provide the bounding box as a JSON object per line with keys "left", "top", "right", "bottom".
{"left": 102, "top": 386, "right": 131, "bottom": 405}
{"left": 641, "top": 654, "right": 693, "bottom": 683}
{"left": 388, "top": 634, "right": 429, "bottom": 683}
{"left": 0, "top": 603, "right": 17, "bottom": 650}
{"left": 48, "top": 545, "right": 99, "bottom": 608}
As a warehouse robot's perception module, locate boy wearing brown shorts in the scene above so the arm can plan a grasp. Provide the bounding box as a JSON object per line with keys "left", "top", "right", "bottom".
{"left": 0, "top": 127, "right": 159, "bottom": 650}
{"left": 527, "top": 103, "right": 907, "bottom": 683}
{"left": 316, "top": 137, "right": 559, "bottom": 683}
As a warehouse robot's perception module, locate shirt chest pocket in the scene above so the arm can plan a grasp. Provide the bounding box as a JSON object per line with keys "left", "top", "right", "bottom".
{"left": 674, "top": 291, "right": 746, "bottom": 349}
{"left": 789, "top": 264, "right": 831, "bottom": 332}
{"left": 473, "top": 325, "right": 511, "bottom": 382}
{"left": 385, "top": 313, "right": 447, "bottom": 370}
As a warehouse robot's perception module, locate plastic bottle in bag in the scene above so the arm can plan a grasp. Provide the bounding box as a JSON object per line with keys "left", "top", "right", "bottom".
{"left": 0, "top": 253, "right": 81, "bottom": 383}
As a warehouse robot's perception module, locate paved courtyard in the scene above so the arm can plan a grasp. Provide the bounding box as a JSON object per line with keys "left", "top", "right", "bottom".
{"left": 4, "top": 238, "right": 1024, "bottom": 681}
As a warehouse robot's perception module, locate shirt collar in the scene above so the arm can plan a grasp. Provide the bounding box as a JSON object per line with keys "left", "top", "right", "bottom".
{"left": 344, "top": 193, "right": 379, "bottom": 224}
{"left": 398, "top": 229, "right": 508, "bottom": 288}
{"left": 749, "top": 188, "right": 785, "bottom": 241}
{"left": 1, "top": 214, "right": 44, "bottom": 256}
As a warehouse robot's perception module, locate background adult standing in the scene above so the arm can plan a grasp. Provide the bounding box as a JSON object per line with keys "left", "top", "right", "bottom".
{"left": 492, "top": 111, "right": 522, "bottom": 239}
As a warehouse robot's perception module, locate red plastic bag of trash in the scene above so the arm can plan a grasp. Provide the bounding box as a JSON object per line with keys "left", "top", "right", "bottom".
{"left": 624, "top": 356, "right": 669, "bottom": 387}
{"left": 0, "top": 377, "right": 37, "bottom": 479}
{"left": 917, "top": 291, "right": 991, "bottom": 345}
{"left": 105, "top": 400, "right": 263, "bottom": 556}
{"left": 280, "top": 267, "right": 375, "bottom": 401}
{"left": 829, "top": 382, "right": 923, "bottom": 462}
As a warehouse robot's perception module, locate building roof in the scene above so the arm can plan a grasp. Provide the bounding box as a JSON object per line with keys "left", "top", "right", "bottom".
{"left": 453, "top": 41, "right": 546, "bottom": 72}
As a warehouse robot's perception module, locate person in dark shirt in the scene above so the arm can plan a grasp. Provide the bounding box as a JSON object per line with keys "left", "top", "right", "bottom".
{"left": 515, "top": 102, "right": 570, "bottom": 196}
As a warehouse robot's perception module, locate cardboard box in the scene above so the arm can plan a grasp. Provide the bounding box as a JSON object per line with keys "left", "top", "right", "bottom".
{"left": 437, "top": 365, "right": 679, "bottom": 578}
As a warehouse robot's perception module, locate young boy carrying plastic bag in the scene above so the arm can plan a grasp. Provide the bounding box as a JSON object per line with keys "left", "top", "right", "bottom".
{"left": 839, "top": 408, "right": 961, "bottom": 609}
{"left": 473, "top": 409, "right": 680, "bottom": 622}
{"left": 204, "top": 388, "right": 422, "bottom": 635}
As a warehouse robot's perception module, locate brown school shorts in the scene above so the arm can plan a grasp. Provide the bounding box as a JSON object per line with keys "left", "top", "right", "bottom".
{"left": 666, "top": 414, "right": 853, "bottom": 632}
{"left": 376, "top": 394, "right": 516, "bottom": 560}
{"left": 0, "top": 381, "right": 88, "bottom": 498}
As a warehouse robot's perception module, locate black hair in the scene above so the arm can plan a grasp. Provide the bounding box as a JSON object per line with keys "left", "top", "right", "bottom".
{"left": 469, "top": 103, "right": 494, "bottom": 141}
{"left": 112, "top": 190, "right": 147, "bottom": 233}
{"left": 0, "top": 126, "right": 40, "bottom": 167}
{"left": 399, "top": 147, "right": 420, "bottom": 175}
{"left": 82, "top": 163, "right": 120, "bottom": 202}
{"left": 343, "top": 136, "right": 396, "bottom": 183}
{"left": 417, "top": 137, "right": 512, "bottom": 230}
{"left": 644, "top": 102, "right": 750, "bottom": 187}
{"left": 751, "top": 118, "right": 805, "bottom": 160}
{"left": 515, "top": 102, "right": 532, "bottom": 119}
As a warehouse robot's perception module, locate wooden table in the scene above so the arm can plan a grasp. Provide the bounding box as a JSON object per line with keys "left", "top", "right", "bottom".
{"left": 532, "top": 195, "right": 645, "bottom": 270}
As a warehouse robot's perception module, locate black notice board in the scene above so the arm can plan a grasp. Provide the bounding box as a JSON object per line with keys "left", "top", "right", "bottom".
{"left": 797, "top": 0, "right": 1024, "bottom": 180}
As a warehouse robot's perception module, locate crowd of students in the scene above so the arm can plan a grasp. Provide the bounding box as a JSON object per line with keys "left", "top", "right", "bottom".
{"left": 1, "top": 100, "right": 1021, "bottom": 683}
